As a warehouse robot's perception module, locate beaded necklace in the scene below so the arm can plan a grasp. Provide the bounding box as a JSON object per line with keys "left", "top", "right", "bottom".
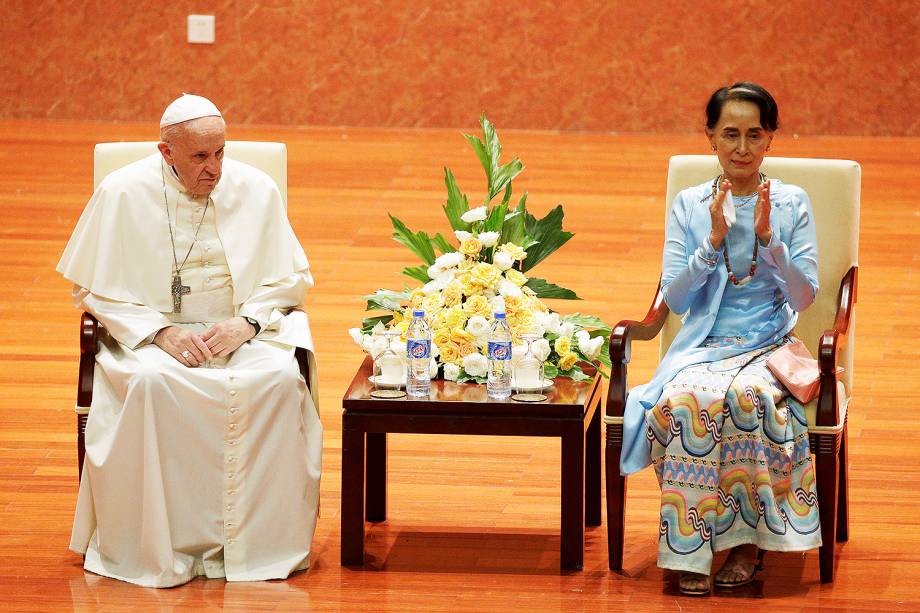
{"left": 711, "top": 172, "right": 766, "bottom": 286}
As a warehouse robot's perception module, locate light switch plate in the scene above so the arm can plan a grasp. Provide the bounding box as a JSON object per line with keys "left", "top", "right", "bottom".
{"left": 187, "top": 15, "right": 215, "bottom": 44}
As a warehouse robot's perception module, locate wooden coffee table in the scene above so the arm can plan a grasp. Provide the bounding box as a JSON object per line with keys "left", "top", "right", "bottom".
{"left": 341, "top": 357, "right": 602, "bottom": 571}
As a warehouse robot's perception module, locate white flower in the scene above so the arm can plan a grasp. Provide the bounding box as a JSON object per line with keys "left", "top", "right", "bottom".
{"left": 498, "top": 278, "right": 522, "bottom": 298}
{"left": 538, "top": 312, "right": 561, "bottom": 335}
{"left": 460, "top": 206, "right": 488, "bottom": 223}
{"left": 488, "top": 295, "right": 506, "bottom": 315}
{"left": 463, "top": 352, "right": 489, "bottom": 377}
{"left": 493, "top": 250, "right": 514, "bottom": 271}
{"left": 474, "top": 332, "right": 489, "bottom": 348}
{"left": 454, "top": 230, "right": 473, "bottom": 242}
{"left": 431, "top": 341, "right": 440, "bottom": 359}
{"left": 427, "top": 264, "right": 442, "bottom": 280}
{"left": 465, "top": 315, "right": 489, "bottom": 337}
{"left": 435, "top": 251, "right": 464, "bottom": 269}
{"left": 429, "top": 357, "right": 439, "bottom": 378}
{"left": 372, "top": 320, "right": 387, "bottom": 335}
{"left": 533, "top": 338, "right": 551, "bottom": 362}
{"left": 577, "top": 335, "right": 604, "bottom": 360}
{"left": 348, "top": 328, "right": 364, "bottom": 347}
{"left": 366, "top": 336, "right": 388, "bottom": 358}
{"left": 423, "top": 270, "right": 456, "bottom": 294}
{"left": 478, "top": 231, "right": 500, "bottom": 247}
{"left": 558, "top": 322, "right": 576, "bottom": 339}
{"left": 444, "top": 363, "right": 461, "bottom": 381}
{"left": 575, "top": 329, "right": 590, "bottom": 344}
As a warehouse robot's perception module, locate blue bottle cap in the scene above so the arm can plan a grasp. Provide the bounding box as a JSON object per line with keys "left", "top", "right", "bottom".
{"left": 413, "top": 309, "right": 425, "bottom": 318}
{"left": 494, "top": 311, "right": 506, "bottom": 319}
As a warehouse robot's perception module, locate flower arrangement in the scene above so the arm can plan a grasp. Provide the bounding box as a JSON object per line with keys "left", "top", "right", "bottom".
{"left": 349, "top": 116, "right": 611, "bottom": 384}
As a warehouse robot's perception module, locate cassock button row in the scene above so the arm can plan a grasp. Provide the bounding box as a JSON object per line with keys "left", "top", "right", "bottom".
{"left": 228, "top": 456, "right": 236, "bottom": 463}
{"left": 228, "top": 472, "right": 235, "bottom": 479}
{"left": 226, "top": 504, "right": 233, "bottom": 511}
{"left": 230, "top": 390, "right": 237, "bottom": 396}
{"left": 230, "top": 407, "right": 238, "bottom": 414}
{"left": 229, "top": 424, "right": 238, "bottom": 431}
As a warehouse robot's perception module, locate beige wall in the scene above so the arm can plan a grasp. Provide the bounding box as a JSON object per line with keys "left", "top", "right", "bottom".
{"left": 2, "top": 0, "right": 917, "bottom": 135}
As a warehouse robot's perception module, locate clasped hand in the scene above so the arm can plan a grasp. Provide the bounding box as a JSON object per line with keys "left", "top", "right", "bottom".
{"left": 708, "top": 178, "right": 773, "bottom": 250}
{"left": 154, "top": 316, "right": 257, "bottom": 367}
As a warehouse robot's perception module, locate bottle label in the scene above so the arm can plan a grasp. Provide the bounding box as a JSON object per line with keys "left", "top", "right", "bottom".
{"left": 488, "top": 341, "right": 512, "bottom": 361}
{"left": 407, "top": 339, "right": 430, "bottom": 359}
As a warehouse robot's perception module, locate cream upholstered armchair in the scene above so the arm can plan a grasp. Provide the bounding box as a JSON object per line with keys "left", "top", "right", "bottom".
{"left": 604, "top": 155, "right": 860, "bottom": 584}
{"left": 75, "top": 141, "right": 308, "bottom": 477}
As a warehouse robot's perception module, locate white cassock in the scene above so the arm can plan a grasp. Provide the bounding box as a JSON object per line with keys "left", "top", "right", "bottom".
{"left": 57, "top": 154, "right": 322, "bottom": 588}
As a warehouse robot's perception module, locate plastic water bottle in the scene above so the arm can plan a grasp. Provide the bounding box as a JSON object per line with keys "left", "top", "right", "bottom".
{"left": 406, "top": 309, "right": 431, "bottom": 397}
{"left": 487, "top": 311, "right": 512, "bottom": 399}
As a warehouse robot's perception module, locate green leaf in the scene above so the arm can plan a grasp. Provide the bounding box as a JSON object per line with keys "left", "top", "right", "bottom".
{"left": 563, "top": 366, "right": 593, "bottom": 382}
{"left": 361, "top": 315, "right": 393, "bottom": 334}
{"left": 483, "top": 201, "right": 508, "bottom": 234}
{"left": 432, "top": 233, "right": 456, "bottom": 254}
{"left": 442, "top": 168, "right": 470, "bottom": 231}
{"left": 402, "top": 264, "right": 431, "bottom": 283}
{"left": 457, "top": 371, "right": 488, "bottom": 384}
{"left": 363, "top": 289, "right": 408, "bottom": 312}
{"left": 500, "top": 195, "right": 528, "bottom": 246}
{"left": 464, "top": 132, "right": 492, "bottom": 186}
{"left": 390, "top": 214, "right": 437, "bottom": 264}
{"left": 543, "top": 363, "right": 559, "bottom": 379}
{"left": 489, "top": 157, "right": 524, "bottom": 200}
{"left": 524, "top": 277, "right": 581, "bottom": 300}
{"left": 520, "top": 205, "right": 574, "bottom": 272}
{"left": 562, "top": 313, "right": 612, "bottom": 334}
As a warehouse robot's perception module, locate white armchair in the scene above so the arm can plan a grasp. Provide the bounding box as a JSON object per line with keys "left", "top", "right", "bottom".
{"left": 604, "top": 155, "right": 860, "bottom": 584}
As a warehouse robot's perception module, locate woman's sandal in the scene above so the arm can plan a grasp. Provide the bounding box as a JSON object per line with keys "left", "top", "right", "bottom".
{"left": 678, "top": 572, "right": 712, "bottom": 596}
{"left": 714, "top": 549, "right": 766, "bottom": 588}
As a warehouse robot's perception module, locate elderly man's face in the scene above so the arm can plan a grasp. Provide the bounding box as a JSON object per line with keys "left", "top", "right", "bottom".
{"left": 158, "top": 116, "right": 226, "bottom": 197}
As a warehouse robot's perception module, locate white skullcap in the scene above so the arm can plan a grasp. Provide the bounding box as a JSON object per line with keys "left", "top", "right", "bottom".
{"left": 159, "top": 93, "right": 222, "bottom": 128}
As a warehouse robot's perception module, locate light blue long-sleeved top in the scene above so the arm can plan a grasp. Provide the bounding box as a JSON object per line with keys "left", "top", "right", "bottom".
{"left": 619, "top": 178, "right": 819, "bottom": 475}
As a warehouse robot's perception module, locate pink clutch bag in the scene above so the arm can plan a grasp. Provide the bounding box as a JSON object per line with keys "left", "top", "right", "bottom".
{"left": 767, "top": 340, "right": 843, "bottom": 404}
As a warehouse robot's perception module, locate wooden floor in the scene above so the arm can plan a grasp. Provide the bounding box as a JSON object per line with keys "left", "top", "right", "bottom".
{"left": 1, "top": 119, "right": 919, "bottom": 611}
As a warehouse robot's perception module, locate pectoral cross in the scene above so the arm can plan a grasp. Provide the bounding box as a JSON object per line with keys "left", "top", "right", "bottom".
{"left": 171, "top": 274, "right": 190, "bottom": 313}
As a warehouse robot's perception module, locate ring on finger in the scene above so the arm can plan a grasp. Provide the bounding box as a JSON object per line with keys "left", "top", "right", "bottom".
{"left": 181, "top": 350, "right": 192, "bottom": 359}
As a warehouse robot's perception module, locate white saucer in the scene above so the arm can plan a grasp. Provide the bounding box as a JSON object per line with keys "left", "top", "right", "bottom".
{"left": 512, "top": 378, "right": 554, "bottom": 392}
{"left": 368, "top": 375, "right": 406, "bottom": 388}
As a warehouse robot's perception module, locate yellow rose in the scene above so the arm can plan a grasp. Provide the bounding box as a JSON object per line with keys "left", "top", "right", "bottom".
{"left": 470, "top": 262, "right": 502, "bottom": 288}
{"left": 463, "top": 294, "right": 491, "bottom": 318}
{"left": 409, "top": 289, "right": 426, "bottom": 308}
{"left": 458, "top": 258, "right": 475, "bottom": 272}
{"left": 498, "top": 242, "right": 527, "bottom": 261}
{"left": 458, "top": 342, "right": 477, "bottom": 357}
{"left": 459, "top": 237, "right": 483, "bottom": 257}
{"left": 395, "top": 319, "right": 410, "bottom": 341}
{"left": 422, "top": 292, "right": 444, "bottom": 313}
{"left": 459, "top": 272, "right": 484, "bottom": 296}
{"left": 555, "top": 336, "right": 571, "bottom": 355}
{"left": 444, "top": 305, "right": 468, "bottom": 329}
{"left": 391, "top": 311, "right": 404, "bottom": 325}
{"left": 529, "top": 296, "right": 549, "bottom": 313}
{"left": 504, "top": 295, "right": 524, "bottom": 315}
{"left": 504, "top": 269, "right": 528, "bottom": 286}
{"left": 442, "top": 282, "right": 462, "bottom": 307}
{"left": 433, "top": 327, "right": 452, "bottom": 348}
{"left": 514, "top": 308, "right": 535, "bottom": 329}
{"left": 558, "top": 351, "right": 578, "bottom": 372}
{"left": 440, "top": 342, "right": 461, "bottom": 364}
{"left": 451, "top": 328, "right": 474, "bottom": 345}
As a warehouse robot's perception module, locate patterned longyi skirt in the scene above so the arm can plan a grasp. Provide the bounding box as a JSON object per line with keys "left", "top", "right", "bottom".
{"left": 645, "top": 337, "right": 822, "bottom": 574}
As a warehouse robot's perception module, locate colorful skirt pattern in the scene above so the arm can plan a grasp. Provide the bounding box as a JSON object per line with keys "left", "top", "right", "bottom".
{"left": 646, "top": 337, "right": 822, "bottom": 574}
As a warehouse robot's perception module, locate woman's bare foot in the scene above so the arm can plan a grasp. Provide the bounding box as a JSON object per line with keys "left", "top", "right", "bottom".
{"left": 714, "top": 544, "right": 761, "bottom": 587}
{"left": 678, "top": 571, "right": 711, "bottom": 595}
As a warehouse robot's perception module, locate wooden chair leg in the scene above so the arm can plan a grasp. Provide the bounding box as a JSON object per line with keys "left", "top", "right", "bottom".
{"left": 605, "top": 422, "right": 626, "bottom": 571}
{"left": 814, "top": 433, "right": 840, "bottom": 583}
{"left": 836, "top": 424, "right": 850, "bottom": 542}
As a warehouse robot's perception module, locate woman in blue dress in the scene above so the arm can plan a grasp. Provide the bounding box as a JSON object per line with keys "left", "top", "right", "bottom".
{"left": 620, "top": 82, "right": 822, "bottom": 595}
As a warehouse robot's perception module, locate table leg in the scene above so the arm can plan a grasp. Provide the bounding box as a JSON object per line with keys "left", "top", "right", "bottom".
{"left": 585, "top": 402, "right": 601, "bottom": 527}
{"left": 366, "top": 432, "right": 387, "bottom": 522}
{"left": 560, "top": 421, "right": 585, "bottom": 570}
{"left": 341, "top": 420, "right": 366, "bottom": 565}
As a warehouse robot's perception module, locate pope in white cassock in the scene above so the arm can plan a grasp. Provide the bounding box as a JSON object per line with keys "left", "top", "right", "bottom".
{"left": 57, "top": 94, "right": 322, "bottom": 587}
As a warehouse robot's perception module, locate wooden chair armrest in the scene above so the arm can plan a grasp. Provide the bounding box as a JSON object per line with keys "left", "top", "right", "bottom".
{"left": 606, "top": 281, "right": 670, "bottom": 418}
{"left": 815, "top": 266, "right": 858, "bottom": 427}
{"left": 77, "top": 312, "right": 99, "bottom": 408}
